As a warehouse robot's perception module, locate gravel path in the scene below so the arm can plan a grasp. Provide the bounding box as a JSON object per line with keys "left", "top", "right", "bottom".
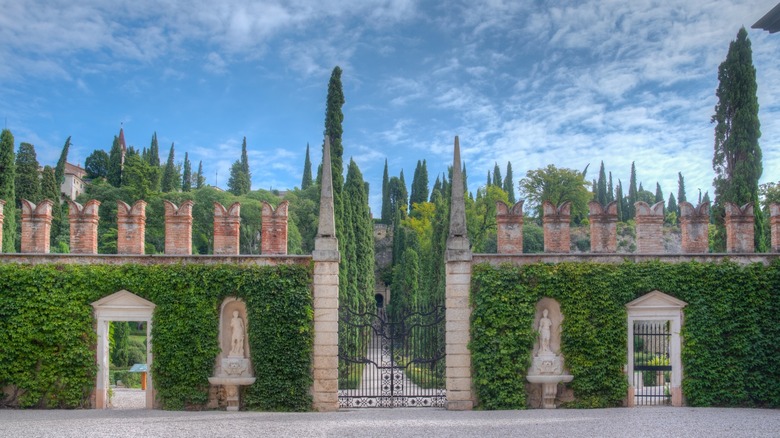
{"left": 109, "top": 388, "right": 146, "bottom": 410}
{"left": 1, "top": 407, "right": 778, "bottom": 438}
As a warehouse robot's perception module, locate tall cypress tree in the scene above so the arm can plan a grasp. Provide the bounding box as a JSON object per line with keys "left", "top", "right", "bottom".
{"left": 409, "top": 160, "right": 429, "bottom": 212}
{"left": 181, "top": 152, "right": 191, "bottom": 192}
{"left": 196, "top": 160, "right": 205, "bottom": 189}
{"left": 607, "top": 171, "right": 615, "bottom": 203}
{"left": 343, "top": 159, "right": 374, "bottom": 308}
{"left": 301, "top": 143, "right": 313, "bottom": 190}
{"left": 14, "top": 143, "right": 41, "bottom": 206}
{"left": 160, "top": 143, "right": 178, "bottom": 193}
{"left": 41, "top": 166, "right": 62, "bottom": 247}
{"left": 381, "top": 159, "right": 391, "bottom": 224}
{"left": 492, "top": 162, "right": 502, "bottom": 188}
{"left": 240, "top": 137, "right": 251, "bottom": 192}
{"left": 628, "top": 162, "right": 638, "bottom": 219}
{"left": 54, "top": 136, "right": 70, "bottom": 186}
{"left": 712, "top": 27, "right": 764, "bottom": 251}
{"left": 597, "top": 161, "right": 607, "bottom": 206}
{"left": 677, "top": 172, "right": 687, "bottom": 205}
{"left": 0, "top": 129, "right": 16, "bottom": 252}
{"left": 655, "top": 183, "right": 664, "bottom": 205}
{"left": 503, "top": 161, "right": 516, "bottom": 204}
{"left": 107, "top": 136, "right": 123, "bottom": 187}
{"left": 616, "top": 180, "right": 625, "bottom": 221}
{"left": 667, "top": 193, "right": 678, "bottom": 223}
{"left": 147, "top": 133, "right": 161, "bottom": 191}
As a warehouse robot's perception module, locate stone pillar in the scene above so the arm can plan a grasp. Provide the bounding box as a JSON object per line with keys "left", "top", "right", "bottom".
{"left": 261, "top": 201, "right": 289, "bottom": 255}
{"left": 117, "top": 201, "right": 147, "bottom": 255}
{"left": 164, "top": 200, "right": 194, "bottom": 255}
{"left": 542, "top": 201, "right": 570, "bottom": 253}
{"left": 213, "top": 202, "right": 241, "bottom": 255}
{"left": 771, "top": 204, "right": 780, "bottom": 253}
{"left": 445, "top": 136, "right": 474, "bottom": 410}
{"left": 20, "top": 199, "right": 54, "bottom": 254}
{"left": 725, "top": 202, "right": 754, "bottom": 253}
{"left": 679, "top": 202, "right": 710, "bottom": 253}
{"left": 0, "top": 199, "right": 4, "bottom": 252}
{"left": 496, "top": 200, "right": 524, "bottom": 254}
{"left": 67, "top": 200, "right": 101, "bottom": 254}
{"left": 311, "top": 137, "right": 340, "bottom": 412}
{"left": 635, "top": 201, "right": 665, "bottom": 253}
{"left": 588, "top": 201, "right": 618, "bottom": 253}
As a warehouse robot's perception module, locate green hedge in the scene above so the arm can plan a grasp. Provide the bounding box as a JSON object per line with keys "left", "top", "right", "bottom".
{"left": 0, "top": 263, "right": 313, "bottom": 410}
{"left": 471, "top": 260, "right": 780, "bottom": 409}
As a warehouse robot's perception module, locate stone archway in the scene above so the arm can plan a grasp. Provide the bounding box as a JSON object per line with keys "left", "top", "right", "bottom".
{"left": 626, "top": 290, "right": 687, "bottom": 407}
{"left": 91, "top": 290, "right": 156, "bottom": 409}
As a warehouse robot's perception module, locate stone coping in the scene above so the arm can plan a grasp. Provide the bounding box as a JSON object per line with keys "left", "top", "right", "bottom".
{"left": 0, "top": 253, "right": 311, "bottom": 266}
{"left": 473, "top": 253, "right": 779, "bottom": 266}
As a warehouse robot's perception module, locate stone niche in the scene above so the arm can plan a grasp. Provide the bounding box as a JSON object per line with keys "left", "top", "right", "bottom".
{"left": 525, "top": 298, "right": 574, "bottom": 409}
{"left": 208, "top": 297, "right": 255, "bottom": 410}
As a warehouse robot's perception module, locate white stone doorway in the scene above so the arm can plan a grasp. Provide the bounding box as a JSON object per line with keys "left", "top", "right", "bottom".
{"left": 91, "top": 290, "right": 155, "bottom": 409}
{"left": 626, "top": 291, "right": 686, "bottom": 407}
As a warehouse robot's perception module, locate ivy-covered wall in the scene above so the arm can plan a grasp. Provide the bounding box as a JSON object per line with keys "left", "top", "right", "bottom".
{"left": 470, "top": 260, "right": 780, "bottom": 409}
{"left": 0, "top": 263, "right": 313, "bottom": 410}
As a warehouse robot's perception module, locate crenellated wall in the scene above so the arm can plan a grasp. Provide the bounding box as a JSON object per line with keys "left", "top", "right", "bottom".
{"left": 589, "top": 201, "right": 618, "bottom": 253}
{"left": 770, "top": 203, "right": 779, "bottom": 253}
{"left": 679, "top": 202, "right": 709, "bottom": 253}
{"left": 164, "top": 200, "right": 194, "bottom": 255}
{"left": 214, "top": 202, "right": 241, "bottom": 255}
{"left": 117, "top": 200, "right": 147, "bottom": 255}
{"left": 725, "top": 202, "right": 754, "bottom": 253}
{"left": 20, "top": 199, "right": 54, "bottom": 253}
{"left": 261, "top": 201, "right": 289, "bottom": 255}
{"left": 68, "top": 200, "right": 101, "bottom": 254}
{"left": 542, "top": 201, "right": 571, "bottom": 253}
{"left": 635, "top": 201, "right": 665, "bottom": 253}
{"left": 496, "top": 200, "right": 524, "bottom": 254}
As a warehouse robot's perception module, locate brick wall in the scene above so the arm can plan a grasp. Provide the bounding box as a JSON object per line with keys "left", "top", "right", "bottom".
{"left": 20, "top": 199, "right": 54, "bottom": 254}
{"left": 214, "top": 202, "right": 241, "bottom": 255}
{"left": 496, "top": 200, "right": 524, "bottom": 254}
{"left": 0, "top": 199, "right": 4, "bottom": 252}
{"left": 117, "top": 200, "right": 147, "bottom": 255}
{"left": 635, "top": 201, "right": 665, "bottom": 253}
{"left": 542, "top": 201, "right": 570, "bottom": 253}
{"left": 725, "top": 202, "right": 754, "bottom": 253}
{"left": 164, "top": 200, "right": 194, "bottom": 255}
{"left": 771, "top": 203, "right": 780, "bottom": 253}
{"left": 68, "top": 200, "right": 100, "bottom": 254}
{"left": 261, "top": 201, "right": 289, "bottom": 255}
{"left": 588, "top": 201, "right": 618, "bottom": 253}
{"left": 679, "top": 202, "right": 710, "bottom": 253}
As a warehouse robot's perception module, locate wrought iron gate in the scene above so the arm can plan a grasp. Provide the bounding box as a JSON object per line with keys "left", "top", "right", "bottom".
{"left": 633, "top": 320, "right": 671, "bottom": 406}
{"left": 338, "top": 304, "right": 446, "bottom": 408}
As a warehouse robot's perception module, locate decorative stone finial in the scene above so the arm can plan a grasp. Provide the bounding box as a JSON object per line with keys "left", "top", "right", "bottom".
{"left": 314, "top": 137, "right": 339, "bottom": 261}
{"left": 446, "top": 136, "right": 471, "bottom": 262}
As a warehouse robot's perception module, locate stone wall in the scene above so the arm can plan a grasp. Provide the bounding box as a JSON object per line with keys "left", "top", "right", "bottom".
{"left": 20, "top": 199, "right": 53, "bottom": 254}
{"left": 725, "top": 202, "right": 754, "bottom": 253}
{"left": 117, "top": 200, "right": 147, "bottom": 255}
{"left": 261, "top": 201, "right": 289, "bottom": 255}
{"left": 679, "top": 202, "right": 709, "bottom": 253}
{"left": 214, "top": 202, "right": 241, "bottom": 255}
{"left": 164, "top": 200, "right": 194, "bottom": 255}
{"left": 68, "top": 200, "right": 100, "bottom": 255}
{"left": 496, "top": 201, "right": 524, "bottom": 254}
{"left": 542, "top": 201, "right": 571, "bottom": 253}
{"left": 589, "top": 201, "right": 618, "bottom": 253}
{"left": 635, "top": 201, "right": 665, "bottom": 253}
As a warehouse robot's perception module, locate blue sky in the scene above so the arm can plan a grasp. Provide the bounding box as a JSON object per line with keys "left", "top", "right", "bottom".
{"left": 2, "top": 0, "right": 779, "bottom": 215}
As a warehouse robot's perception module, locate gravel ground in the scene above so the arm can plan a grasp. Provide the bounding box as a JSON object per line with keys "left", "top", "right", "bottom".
{"left": 1, "top": 407, "right": 778, "bottom": 438}
{"left": 109, "top": 388, "right": 146, "bottom": 410}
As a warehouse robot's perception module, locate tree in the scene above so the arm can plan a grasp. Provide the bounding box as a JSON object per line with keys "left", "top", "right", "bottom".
{"left": 181, "top": 152, "right": 191, "bottom": 192}
{"left": 195, "top": 161, "right": 205, "bottom": 189}
{"left": 492, "top": 162, "right": 502, "bottom": 188}
{"left": 301, "top": 143, "right": 313, "bottom": 190}
{"left": 160, "top": 143, "right": 179, "bottom": 193}
{"left": 607, "top": 172, "right": 615, "bottom": 203}
{"left": 712, "top": 27, "right": 764, "bottom": 251}
{"left": 0, "top": 129, "right": 16, "bottom": 252}
{"left": 597, "top": 161, "right": 607, "bottom": 206}
{"left": 107, "top": 136, "right": 123, "bottom": 187}
{"left": 147, "top": 133, "right": 161, "bottom": 191}
{"left": 677, "top": 172, "right": 687, "bottom": 205}
{"left": 628, "top": 162, "right": 638, "bottom": 219}
{"left": 616, "top": 180, "right": 625, "bottom": 221}
{"left": 387, "top": 175, "right": 408, "bottom": 219}
{"left": 518, "top": 164, "right": 591, "bottom": 224}
{"left": 122, "top": 152, "right": 157, "bottom": 201}
{"left": 381, "top": 159, "right": 391, "bottom": 224}
{"left": 654, "top": 183, "right": 664, "bottom": 205}
{"left": 667, "top": 193, "right": 678, "bottom": 225}
{"left": 14, "top": 143, "right": 41, "bottom": 206}
{"left": 342, "top": 159, "right": 374, "bottom": 307}
{"left": 85, "top": 150, "right": 110, "bottom": 179}
{"left": 41, "top": 166, "right": 64, "bottom": 249}
{"left": 409, "top": 160, "right": 429, "bottom": 213}
{"left": 503, "top": 161, "right": 516, "bottom": 204}
{"left": 54, "top": 136, "right": 70, "bottom": 186}
{"left": 240, "top": 137, "right": 251, "bottom": 192}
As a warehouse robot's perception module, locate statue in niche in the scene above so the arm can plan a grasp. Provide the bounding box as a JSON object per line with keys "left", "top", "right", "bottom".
{"left": 538, "top": 308, "right": 552, "bottom": 354}
{"left": 229, "top": 310, "right": 245, "bottom": 357}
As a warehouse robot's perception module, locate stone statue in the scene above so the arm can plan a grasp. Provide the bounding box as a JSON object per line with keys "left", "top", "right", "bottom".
{"left": 538, "top": 308, "right": 552, "bottom": 354}
{"left": 229, "top": 310, "right": 245, "bottom": 357}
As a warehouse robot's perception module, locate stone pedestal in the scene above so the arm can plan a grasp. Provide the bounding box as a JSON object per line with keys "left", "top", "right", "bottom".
{"left": 209, "top": 298, "right": 254, "bottom": 411}
{"left": 526, "top": 299, "right": 572, "bottom": 409}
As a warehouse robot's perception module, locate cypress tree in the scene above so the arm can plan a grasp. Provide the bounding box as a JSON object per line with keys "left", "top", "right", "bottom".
{"left": 399, "top": 170, "right": 408, "bottom": 216}
{"left": 0, "top": 129, "right": 16, "bottom": 252}
{"left": 107, "top": 136, "right": 123, "bottom": 187}
{"left": 54, "top": 136, "right": 70, "bottom": 186}
{"left": 597, "top": 161, "right": 607, "bottom": 206}
{"left": 41, "top": 166, "right": 62, "bottom": 247}
{"left": 160, "top": 143, "right": 178, "bottom": 192}
{"left": 301, "top": 143, "right": 313, "bottom": 190}
{"left": 182, "top": 152, "right": 191, "bottom": 192}
{"left": 409, "top": 160, "right": 429, "bottom": 212}
{"left": 431, "top": 175, "right": 442, "bottom": 203}
{"left": 607, "top": 171, "right": 615, "bottom": 203}
{"left": 628, "top": 162, "right": 638, "bottom": 219}
{"left": 147, "top": 133, "right": 161, "bottom": 191}
{"left": 381, "top": 159, "right": 391, "bottom": 224}
{"left": 667, "top": 193, "right": 678, "bottom": 223}
{"left": 196, "top": 160, "right": 205, "bottom": 189}
{"left": 503, "top": 162, "right": 516, "bottom": 204}
{"left": 655, "top": 182, "right": 664, "bottom": 205}
{"left": 712, "top": 27, "right": 764, "bottom": 251}
{"left": 677, "top": 172, "right": 687, "bottom": 205}
{"left": 344, "top": 159, "right": 374, "bottom": 307}
{"left": 14, "top": 143, "right": 41, "bottom": 206}
{"left": 493, "top": 162, "right": 502, "bottom": 188}
{"left": 616, "top": 180, "right": 625, "bottom": 221}
{"left": 240, "top": 137, "right": 251, "bottom": 192}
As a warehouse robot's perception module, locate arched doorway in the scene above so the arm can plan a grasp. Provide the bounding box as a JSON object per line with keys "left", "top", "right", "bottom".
{"left": 91, "top": 290, "right": 156, "bottom": 409}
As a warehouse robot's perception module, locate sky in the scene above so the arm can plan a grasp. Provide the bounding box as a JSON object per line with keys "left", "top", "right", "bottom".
{"left": 2, "top": 0, "right": 779, "bottom": 216}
